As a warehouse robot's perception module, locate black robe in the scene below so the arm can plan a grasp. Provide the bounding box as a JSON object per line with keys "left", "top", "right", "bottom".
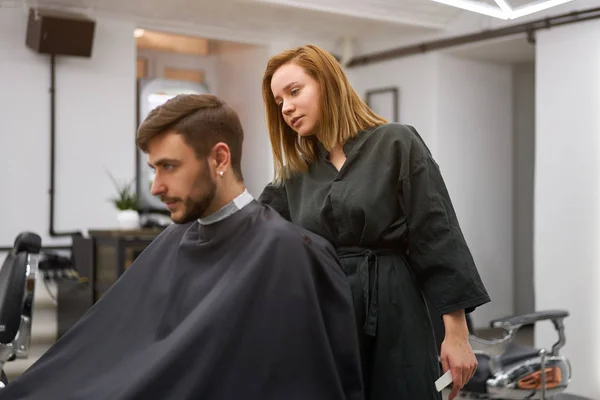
{"left": 259, "top": 123, "right": 491, "bottom": 399}
{"left": 0, "top": 201, "right": 364, "bottom": 400}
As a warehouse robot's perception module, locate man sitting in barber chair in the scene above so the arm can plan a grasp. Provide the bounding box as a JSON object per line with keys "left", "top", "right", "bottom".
{"left": 0, "top": 94, "right": 364, "bottom": 400}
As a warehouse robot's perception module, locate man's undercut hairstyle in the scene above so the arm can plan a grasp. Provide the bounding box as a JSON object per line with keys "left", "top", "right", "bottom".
{"left": 136, "top": 94, "right": 244, "bottom": 181}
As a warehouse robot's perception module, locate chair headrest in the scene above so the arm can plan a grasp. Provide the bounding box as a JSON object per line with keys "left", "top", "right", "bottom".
{"left": 13, "top": 232, "right": 42, "bottom": 255}
{"left": 0, "top": 232, "right": 42, "bottom": 346}
{"left": 0, "top": 253, "right": 29, "bottom": 344}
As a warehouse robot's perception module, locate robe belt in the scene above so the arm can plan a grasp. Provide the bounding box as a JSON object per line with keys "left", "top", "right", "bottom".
{"left": 336, "top": 247, "right": 392, "bottom": 337}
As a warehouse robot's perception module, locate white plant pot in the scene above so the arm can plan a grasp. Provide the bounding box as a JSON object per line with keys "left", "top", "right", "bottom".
{"left": 117, "top": 210, "right": 140, "bottom": 230}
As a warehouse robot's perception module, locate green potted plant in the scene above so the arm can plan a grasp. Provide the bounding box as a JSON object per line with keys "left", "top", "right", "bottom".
{"left": 107, "top": 171, "right": 140, "bottom": 230}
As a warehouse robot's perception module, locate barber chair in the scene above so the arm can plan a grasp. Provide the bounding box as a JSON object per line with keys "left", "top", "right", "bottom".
{"left": 0, "top": 231, "right": 78, "bottom": 389}
{"left": 459, "top": 310, "right": 575, "bottom": 399}
{"left": 0, "top": 232, "right": 42, "bottom": 388}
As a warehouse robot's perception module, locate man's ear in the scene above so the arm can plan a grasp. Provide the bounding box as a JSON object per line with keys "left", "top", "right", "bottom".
{"left": 211, "top": 142, "right": 231, "bottom": 173}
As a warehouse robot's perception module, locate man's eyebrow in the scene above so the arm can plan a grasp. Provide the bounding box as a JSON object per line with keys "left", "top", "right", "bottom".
{"left": 148, "top": 158, "right": 180, "bottom": 168}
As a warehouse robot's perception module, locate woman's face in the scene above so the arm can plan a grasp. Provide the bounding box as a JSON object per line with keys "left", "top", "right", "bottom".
{"left": 270, "top": 62, "right": 320, "bottom": 137}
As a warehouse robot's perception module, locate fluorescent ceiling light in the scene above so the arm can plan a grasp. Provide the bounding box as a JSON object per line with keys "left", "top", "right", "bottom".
{"left": 494, "top": 0, "right": 513, "bottom": 14}
{"left": 432, "top": 0, "right": 575, "bottom": 20}
{"left": 511, "top": 0, "right": 575, "bottom": 19}
{"left": 432, "top": 0, "right": 508, "bottom": 19}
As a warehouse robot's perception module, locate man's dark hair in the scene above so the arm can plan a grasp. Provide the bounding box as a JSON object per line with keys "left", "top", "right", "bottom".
{"left": 137, "top": 94, "right": 244, "bottom": 181}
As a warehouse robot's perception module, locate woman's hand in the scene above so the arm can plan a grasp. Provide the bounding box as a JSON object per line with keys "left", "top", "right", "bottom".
{"left": 440, "top": 310, "right": 477, "bottom": 400}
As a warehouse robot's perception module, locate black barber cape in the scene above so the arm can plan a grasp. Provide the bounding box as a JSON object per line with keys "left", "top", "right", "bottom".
{"left": 1, "top": 201, "right": 364, "bottom": 400}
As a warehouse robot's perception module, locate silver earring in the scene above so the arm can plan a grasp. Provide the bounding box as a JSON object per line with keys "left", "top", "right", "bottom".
{"left": 219, "top": 171, "right": 224, "bottom": 177}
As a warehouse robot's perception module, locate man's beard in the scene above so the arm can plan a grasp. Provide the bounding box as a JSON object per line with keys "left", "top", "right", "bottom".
{"left": 167, "top": 167, "right": 217, "bottom": 224}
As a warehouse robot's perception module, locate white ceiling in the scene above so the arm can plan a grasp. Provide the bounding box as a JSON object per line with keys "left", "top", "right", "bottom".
{"left": 2, "top": 0, "right": 579, "bottom": 63}
{"left": 1, "top": 0, "right": 463, "bottom": 45}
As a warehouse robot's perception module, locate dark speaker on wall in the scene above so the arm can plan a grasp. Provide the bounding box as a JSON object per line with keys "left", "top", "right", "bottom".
{"left": 25, "top": 8, "right": 96, "bottom": 58}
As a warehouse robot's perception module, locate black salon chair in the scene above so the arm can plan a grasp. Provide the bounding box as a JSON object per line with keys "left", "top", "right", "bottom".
{"left": 460, "top": 310, "right": 577, "bottom": 399}
{"left": 0, "top": 232, "right": 42, "bottom": 387}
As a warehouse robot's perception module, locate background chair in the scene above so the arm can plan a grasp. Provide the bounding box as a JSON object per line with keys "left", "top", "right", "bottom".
{"left": 0, "top": 232, "right": 42, "bottom": 387}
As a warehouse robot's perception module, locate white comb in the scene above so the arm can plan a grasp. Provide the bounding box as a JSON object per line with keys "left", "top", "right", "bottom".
{"left": 435, "top": 370, "right": 453, "bottom": 392}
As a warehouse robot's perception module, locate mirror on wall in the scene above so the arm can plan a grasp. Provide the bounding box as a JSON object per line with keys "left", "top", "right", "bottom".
{"left": 136, "top": 78, "right": 210, "bottom": 213}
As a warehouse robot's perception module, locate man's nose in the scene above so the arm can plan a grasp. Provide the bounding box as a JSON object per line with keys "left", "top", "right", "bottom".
{"left": 150, "top": 177, "right": 165, "bottom": 196}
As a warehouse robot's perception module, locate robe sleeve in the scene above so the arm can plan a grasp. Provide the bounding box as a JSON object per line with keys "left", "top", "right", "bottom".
{"left": 399, "top": 129, "right": 490, "bottom": 317}
{"left": 258, "top": 182, "right": 292, "bottom": 221}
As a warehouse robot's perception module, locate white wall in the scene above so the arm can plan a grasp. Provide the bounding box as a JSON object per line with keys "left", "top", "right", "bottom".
{"left": 0, "top": 7, "right": 137, "bottom": 379}
{"left": 535, "top": 19, "right": 600, "bottom": 399}
{"left": 436, "top": 55, "right": 514, "bottom": 328}
{"left": 345, "top": 53, "right": 439, "bottom": 152}
{"left": 512, "top": 63, "right": 536, "bottom": 316}
{"left": 0, "top": 8, "right": 137, "bottom": 258}
{"left": 346, "top": 53, "right": 515, "bottom": 328}
{"left": 214, "top": 42, "right": 273, "bottom": 198}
